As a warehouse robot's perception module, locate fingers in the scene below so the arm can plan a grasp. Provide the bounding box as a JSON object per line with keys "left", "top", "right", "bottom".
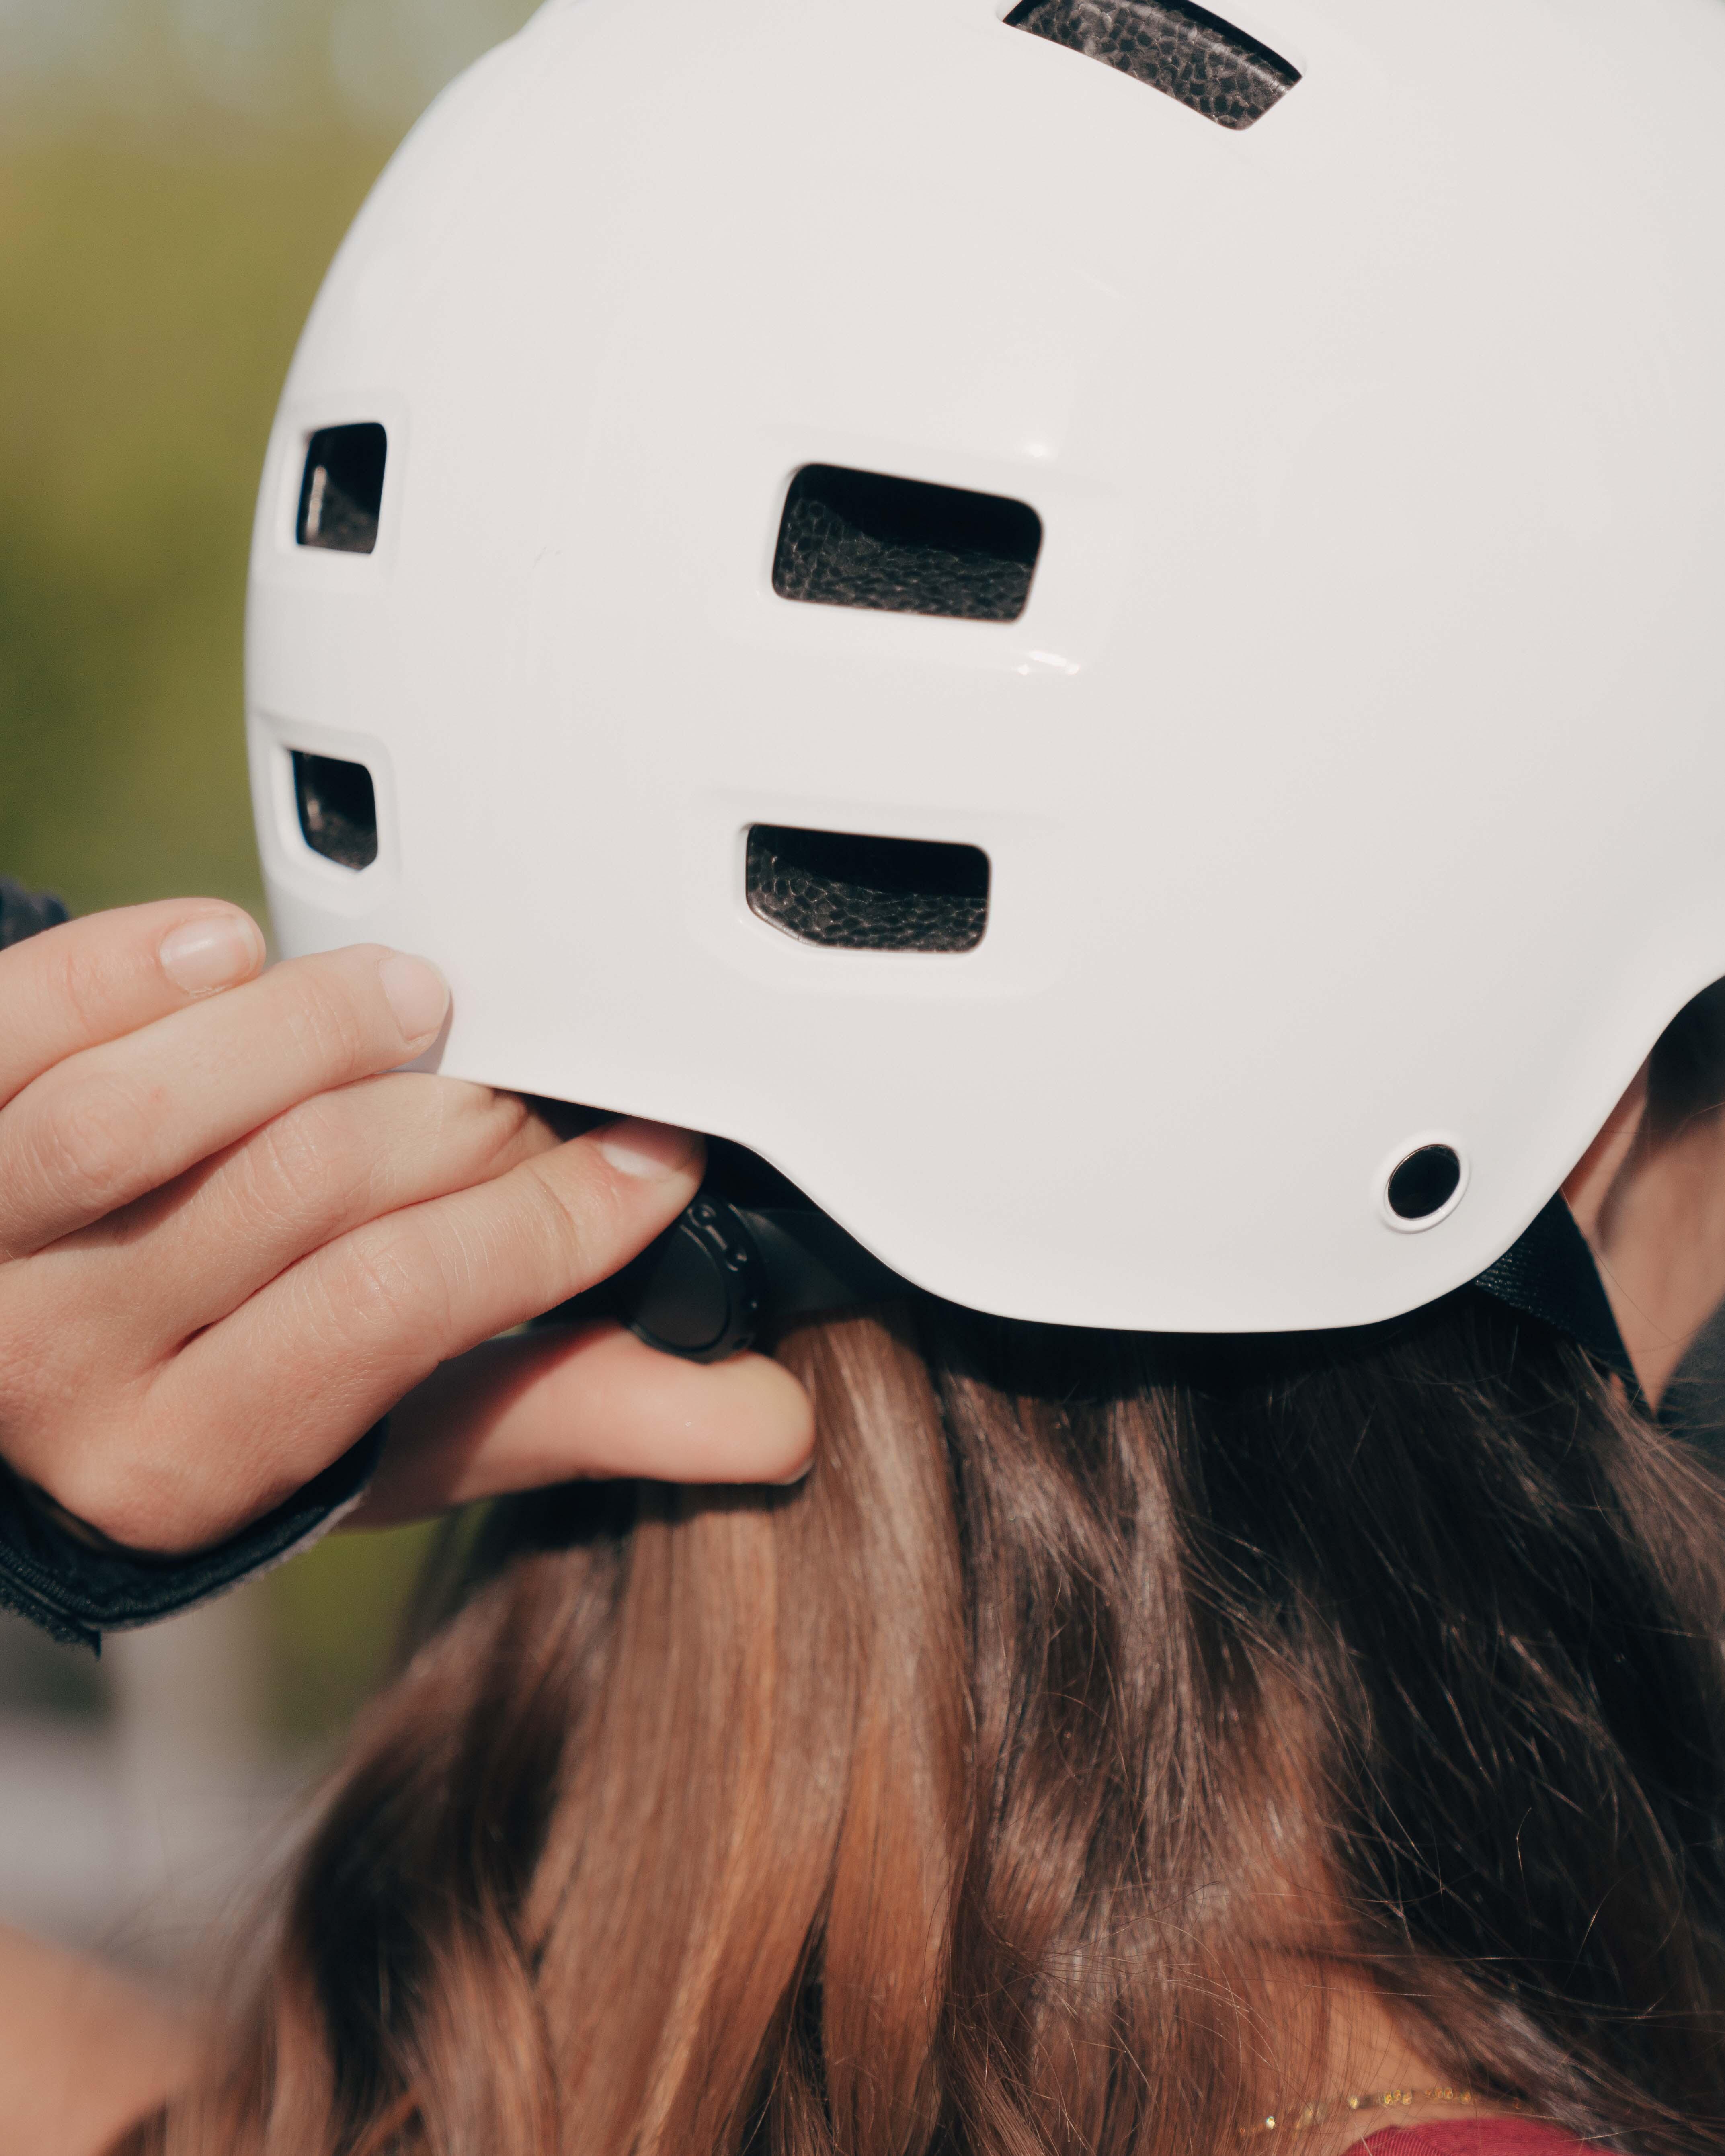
{"left": 0, "top": 943, "right": 451, "bottom": 1258}
{"left": 0, "top": 899, "right": 265, "bottom": 1110}
{"left": 102, "top": 1120, "right": 704, "bottom": 1551}
{"left": 74, "top": 1076, "right": 563, "bottom": 1342}
{"left": 351, "top": 1322, "right": 817, "bottom": 1528}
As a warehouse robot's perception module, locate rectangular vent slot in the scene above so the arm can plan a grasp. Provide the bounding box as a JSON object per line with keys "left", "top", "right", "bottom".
{"left": 1005, "top": 0, "right": 1298, "bottom": 130}
{"left": 772, "top": 466, "right": 1041, "bottom": 623}
{"left": 747, "top": 826, "right": 989, "bottom": 953}
{"left": 293, "top": 752, "right": 378, "bottom": 870}
{"left": 297, "top": 423, "right": 388, "bottom": 554}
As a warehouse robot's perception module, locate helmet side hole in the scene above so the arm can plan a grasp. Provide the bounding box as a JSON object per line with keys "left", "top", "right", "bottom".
{"left": 297, "top": 424, "right": 388, "bottom": 554}
{"left": 747, "top": 825, "right": 989, "bottom": 953}
{"left": 293, "top": 752, "right": 378, "bottom": 871}
{"left": 1005, "top": 0, "right": 1299, "bottom": 131}
{"left": 772, "top": 467, "right": 1041, "bottom": 624}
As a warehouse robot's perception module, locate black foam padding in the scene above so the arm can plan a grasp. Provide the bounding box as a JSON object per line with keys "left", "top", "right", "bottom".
{"left": 747, "top": 825, "right": 989, "bottom": 953}
{"left": 293, "top": 751, "right": 378, "bottom": 871}
{"left": 772, "top": 467, "right": 1041, "bottom": 623}
{"left": 297, "top": 423, "right": 388, "bottom": 554}
{"left": 1005, "top": 0, "right": 1298, "bottom": 129}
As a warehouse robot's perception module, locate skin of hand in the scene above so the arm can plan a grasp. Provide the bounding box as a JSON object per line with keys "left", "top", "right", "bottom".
{"left": 0, "top": 899, "right": 813, "bottom": 1556}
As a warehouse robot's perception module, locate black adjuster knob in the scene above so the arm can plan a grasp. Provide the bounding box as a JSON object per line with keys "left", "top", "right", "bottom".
{"left": 611, "top": 1197, "right": 767, "bottom": 1363}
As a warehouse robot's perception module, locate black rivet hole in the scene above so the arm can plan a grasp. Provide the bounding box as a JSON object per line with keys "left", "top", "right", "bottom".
{"left": 1387, "top": 1145, "right": 1463, "bottom": 1222}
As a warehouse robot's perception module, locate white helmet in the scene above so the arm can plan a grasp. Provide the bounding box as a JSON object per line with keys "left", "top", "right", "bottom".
{"left": 247, "top": 0, "right": 1725, "bottom": 1336}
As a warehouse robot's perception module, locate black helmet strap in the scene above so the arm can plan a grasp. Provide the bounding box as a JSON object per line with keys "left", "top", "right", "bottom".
{"left": 579, "top": 1146, "right": 1636, "bottom": 1389}
{"left": 1471, "top": 1193, "right": 1637, "bottom": 1387}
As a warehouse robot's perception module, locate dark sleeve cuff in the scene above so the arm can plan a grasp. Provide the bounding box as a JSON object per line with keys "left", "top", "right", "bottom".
{"left": 0, "top": 1422, "right": 387, "bottom": 1652}
{"left": 0, "top": 877, "right": 70, "bottom": 949}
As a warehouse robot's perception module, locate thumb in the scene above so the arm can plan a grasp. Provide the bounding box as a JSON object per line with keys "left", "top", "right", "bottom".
{"left": 351, "top": 1321, "right": 815, "bottom": 1527}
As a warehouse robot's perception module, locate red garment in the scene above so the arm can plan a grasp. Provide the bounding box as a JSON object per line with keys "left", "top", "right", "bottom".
{"left": 1361, "top": 2123, "right": 1593, "bottom": 2156}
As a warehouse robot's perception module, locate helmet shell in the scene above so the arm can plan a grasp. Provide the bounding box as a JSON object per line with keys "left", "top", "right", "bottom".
{"left": 248, "top": 0, "right": 1725, "bottom": 1331}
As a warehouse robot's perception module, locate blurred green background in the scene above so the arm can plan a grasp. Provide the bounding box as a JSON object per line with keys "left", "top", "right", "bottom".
{"left": 0, "top": 0, "right": 539, "bottom": 1745}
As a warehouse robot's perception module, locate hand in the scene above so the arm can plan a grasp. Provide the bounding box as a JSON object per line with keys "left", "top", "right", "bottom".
{"left": 0, "top": 900, "right": 812, "bottom": 1556}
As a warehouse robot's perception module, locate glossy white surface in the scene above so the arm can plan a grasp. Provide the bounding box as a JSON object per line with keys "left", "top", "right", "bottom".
{"left": 249, "top": 0, "right": 1725, "bottom": 1331}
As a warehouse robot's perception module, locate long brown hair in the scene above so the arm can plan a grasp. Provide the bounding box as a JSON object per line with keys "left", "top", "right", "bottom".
{"left": 127, "top": 1291, "right": 1725, "bottom": 2154}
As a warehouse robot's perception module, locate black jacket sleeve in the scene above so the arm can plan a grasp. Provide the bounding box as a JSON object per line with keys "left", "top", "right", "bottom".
{"left": 0, "top": 1433, "right": 386, "bottom": 1650}
{"left": 0, "top": 877, "right": 383, "bottom": 1649}
{"left": 0, "top": 876, "right": 68, "bottom": 946}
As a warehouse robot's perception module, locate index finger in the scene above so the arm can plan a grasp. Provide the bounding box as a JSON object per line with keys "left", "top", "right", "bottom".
{"left": 0, "top": 900, "right": 266, "bottom": 1110}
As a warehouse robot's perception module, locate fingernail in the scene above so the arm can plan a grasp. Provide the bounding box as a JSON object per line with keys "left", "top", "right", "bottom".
{"left": 159, "top": 911, "right": 265, "bottom": 996}
{"left": 595, "top": 1117, "right": 701, "bottom": 1181}
{"left": 378, "top": 953, "right": 451, "bottom": 1044}
{"left": 773, "top": 1454, "right": 816, "bottom": 1488}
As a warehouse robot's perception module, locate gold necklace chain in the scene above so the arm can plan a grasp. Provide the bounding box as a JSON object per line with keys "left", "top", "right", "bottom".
{"left": 1247, "top": 2086, "right": 1508, "bottom": 2134}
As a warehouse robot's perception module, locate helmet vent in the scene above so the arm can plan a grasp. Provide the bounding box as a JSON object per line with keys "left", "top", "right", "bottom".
{"left": 293, "top": 752, "right": 378, "bottom": 870}
{"left": 747, "top": 825, "right": 989, "bottom": 953}
{"left": 772, "top": 466, "right": 1041, "bottom": 624}
{"left": 1005, "top": 0, "right": 1298, "bottom": 130}
{"left": 297, "top": 424, "right": 388, "bottom": 554}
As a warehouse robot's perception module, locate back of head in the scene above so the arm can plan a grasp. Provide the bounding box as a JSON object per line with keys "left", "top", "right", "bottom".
{"left": 138, "top": 1292, "right": 1725, "bottom": 2156}
{"left": 126, "top": 0, "right": 1725, "bottom": 2139}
